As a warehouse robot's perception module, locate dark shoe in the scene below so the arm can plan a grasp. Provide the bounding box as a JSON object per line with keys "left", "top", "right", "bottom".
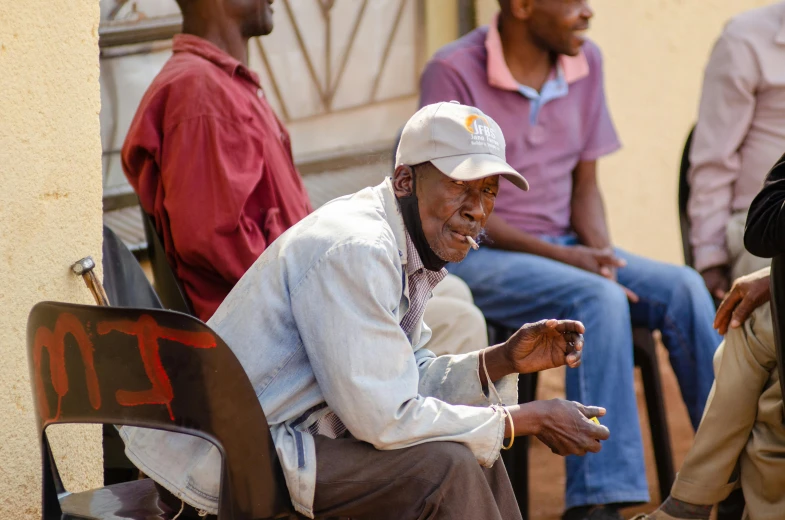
{"left": 563, "top": 505, "right": 624, "bottom": 520}
{"left": 630, "top": 513, "right": 686, "bottom": 520}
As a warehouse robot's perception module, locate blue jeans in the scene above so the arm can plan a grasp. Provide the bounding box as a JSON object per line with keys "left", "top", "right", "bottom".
{"left": 448, "top": 236, "right": 721, "bottom": 509}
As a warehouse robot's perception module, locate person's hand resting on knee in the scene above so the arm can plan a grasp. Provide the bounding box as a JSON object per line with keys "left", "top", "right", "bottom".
{"left": 714, "top": 266, "right": 771, "bottom": 335}
{"left": 633, "top": 268, "right": 772, "bottom": 520}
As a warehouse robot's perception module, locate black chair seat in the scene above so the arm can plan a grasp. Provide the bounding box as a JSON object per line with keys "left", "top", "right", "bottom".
{"left": 59, "top": 479, "right": 169, "bottom": 520}
{"left": 59, "top": 478, "right": 304, "bottom": 520}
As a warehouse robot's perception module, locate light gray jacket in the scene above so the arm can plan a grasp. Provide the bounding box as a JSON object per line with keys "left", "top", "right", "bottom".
{"left": 120, "top": 179, "right": 517, "bottom": 518}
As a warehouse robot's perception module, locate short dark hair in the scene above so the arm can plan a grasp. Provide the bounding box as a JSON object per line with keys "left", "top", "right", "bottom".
{"left": 412, "top": 162, "right": 439, "bottom": 181}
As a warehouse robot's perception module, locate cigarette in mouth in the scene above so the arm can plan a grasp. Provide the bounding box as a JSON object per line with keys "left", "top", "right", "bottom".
{"left": 466, "top": 236, "right": 479, "bottom": 250}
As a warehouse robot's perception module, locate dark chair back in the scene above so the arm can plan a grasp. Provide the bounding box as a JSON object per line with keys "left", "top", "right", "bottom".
{"left": 102, "top": 224, "right": 162, "bottom": 309}
{"left": 140, "top": 209, "right": 195, "bottom": 316}
{"left": 28, "top": 302, "right": 289, "bottom": 520}
{"left": 679, "top": 127, "right": 696, "bottom": 268}
{"left": 768, "top": 256, "right": 785, "bottom": 408}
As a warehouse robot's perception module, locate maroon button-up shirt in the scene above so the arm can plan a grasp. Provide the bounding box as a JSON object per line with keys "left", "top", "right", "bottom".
{"left": 123, "top": 34, "right": 313, "bottom": 321}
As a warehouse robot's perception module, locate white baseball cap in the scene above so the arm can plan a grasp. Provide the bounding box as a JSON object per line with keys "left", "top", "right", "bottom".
{"left": 396, "top": 101, "right": 529, "bottom": 191}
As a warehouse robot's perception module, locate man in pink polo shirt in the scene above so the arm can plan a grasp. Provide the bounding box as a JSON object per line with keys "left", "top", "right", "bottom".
{"left": 420, "top": 2, "right": 721, "bottom": 519}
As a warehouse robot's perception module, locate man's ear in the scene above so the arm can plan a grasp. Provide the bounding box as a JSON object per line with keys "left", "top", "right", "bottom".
{"left": 392, "top": 165, "right": 414, "bottom": 198}
{"left": 509, "top": 0, "right": 534, "bottom": 20}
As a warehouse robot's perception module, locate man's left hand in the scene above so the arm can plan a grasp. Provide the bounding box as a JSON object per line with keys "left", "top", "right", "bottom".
{"left": 714, "top": 268, "right": 771, "bottom": 335}
{"left": 504, "top": 319, "right": 585, "bottom": 374}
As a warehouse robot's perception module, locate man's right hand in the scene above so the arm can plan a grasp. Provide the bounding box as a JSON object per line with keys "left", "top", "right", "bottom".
{"left": 510, "top": 399, "right": 609, "bottom": 456}
{"left": 558, "top": 245, "right": 639, "bottom": 302}
{"left": 714, "top": 267, "right": 771, "bottom": 335}
{"left": 560, "top": 245, "right": 623, "bottom": 275}
{"left": 700, "top": 265, "right": 731, "bottom": 300}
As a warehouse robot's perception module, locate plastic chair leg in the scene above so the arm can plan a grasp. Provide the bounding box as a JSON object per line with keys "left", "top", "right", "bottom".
{"left": 632, "top": 327, "right": 675, "bottom": 500}
{"left": 501, "top": 371, "right": 537, "bottom": 520}
{"left": 488, "top": 322, "right": 534, "bottom": 520}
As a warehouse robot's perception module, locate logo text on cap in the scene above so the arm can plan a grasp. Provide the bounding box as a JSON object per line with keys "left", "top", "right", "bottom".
{"left": 464, "top": 115, "right": 500, "bottom": 151}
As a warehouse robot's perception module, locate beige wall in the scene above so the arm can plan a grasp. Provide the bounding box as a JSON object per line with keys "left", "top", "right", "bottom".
{"left": 425, "top": 0, "right": 459, "bottom": 58}
{"left": 475, "top": 0, "right": 772, "bottom": 264}
{"left": 0, "top": 0, "right": 104, "bottom": 515}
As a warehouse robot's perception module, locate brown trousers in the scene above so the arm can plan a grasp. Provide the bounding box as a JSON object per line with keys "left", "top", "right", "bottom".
{"left": 157, "top": 436, "right": 521, "bottom": 520}
{"left": 312, "top": 435, "right": 523, "bottom": 520}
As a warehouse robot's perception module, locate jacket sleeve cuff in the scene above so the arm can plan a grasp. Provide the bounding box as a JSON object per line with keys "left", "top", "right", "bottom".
{"left": 480, "top": 405, "right": 508, "bottom": 468}
{"left": 488, "top": 373, "right": 519, "bottom": 406}
{"left": 415, "top": 350, "right": 492, "bottom": 405}
{"left": 415, "top": 350, "right": 518, "bottom": 406}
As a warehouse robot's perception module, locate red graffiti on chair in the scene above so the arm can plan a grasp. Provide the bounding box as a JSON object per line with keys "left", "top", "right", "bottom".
{"left": 97, "top": 315, "right": 216, "bottom": 420}
{"left": 33, "top": 313, "right": 101, "bottom": 421}
{"left": 34, "top": 312, "right": 216, "bottom": 422}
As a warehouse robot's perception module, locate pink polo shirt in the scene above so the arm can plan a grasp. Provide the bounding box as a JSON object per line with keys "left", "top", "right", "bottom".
{"left": 420, "top": 18, "right": 620, "bottom": 237}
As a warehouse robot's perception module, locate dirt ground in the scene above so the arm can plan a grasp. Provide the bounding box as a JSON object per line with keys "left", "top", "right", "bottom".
{"left": 527, "top": 334, "right": 698, "bottom": 520}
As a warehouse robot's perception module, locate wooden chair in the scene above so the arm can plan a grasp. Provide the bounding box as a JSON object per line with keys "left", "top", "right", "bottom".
{"left": 28, "top": 301, "right": 291, "bottom": 519}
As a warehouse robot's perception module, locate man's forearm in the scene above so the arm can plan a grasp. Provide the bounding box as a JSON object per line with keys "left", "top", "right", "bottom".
{"left": 485, "top": 214, "right": 567, "bottom": 260}
{"left": 503, "top": 403, "right": 543, "bottom": 437}
{"left": 478, "top": 343, "right": 515, "bottom": 387}
{"left": 571, "top": 181, "right": 611, "bottom": 249}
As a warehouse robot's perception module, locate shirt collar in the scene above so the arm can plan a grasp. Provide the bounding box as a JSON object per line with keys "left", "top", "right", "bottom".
{"left": 379, "top": 178, "right": 409, "bottom": 266}
{"left": 404, "top": 230, "right": 424, "bottom": 276}
{"left": 517, "top": 66, "right": 567, "bottom": 100}
{"left": 485, "top": 12, "right": 590, "bottom": 92}
{"left": 172, "top": 34, "right": 261, "bottom": 87}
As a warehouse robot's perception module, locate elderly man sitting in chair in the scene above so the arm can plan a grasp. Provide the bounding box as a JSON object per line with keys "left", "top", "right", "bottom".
{"left": 119, "top": 102, "right": 609, "bottom": 520}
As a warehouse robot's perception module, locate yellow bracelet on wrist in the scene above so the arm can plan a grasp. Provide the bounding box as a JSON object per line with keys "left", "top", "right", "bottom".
{"left": 501, "top": 406, "right": 514, "bottom": 450}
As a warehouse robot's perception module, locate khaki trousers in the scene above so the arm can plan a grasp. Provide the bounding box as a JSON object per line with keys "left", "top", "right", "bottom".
{"left": 727, "top": 211, "right": 770, "bottom": 280}
{"left": 671, "top": 303, "right": 785, "bottom": 519}
{"left": 423, "top": 273, "right": 489, "bottom": 355}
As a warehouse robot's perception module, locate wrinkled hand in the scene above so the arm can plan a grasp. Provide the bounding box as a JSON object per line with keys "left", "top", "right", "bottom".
{"left": 534, "top": 399, "right": 609, "bottom": 456}
{"left": 504, "top": 319, "right": 584, "bottom": 374}
{"left": 560, "top": 246, "right": 639, "bottom": 302}
{"left": 714, "top": 268, "right": 771, "bottom": 335}
{"left": 701, "top": 265, "right": 731, "bottom": 300}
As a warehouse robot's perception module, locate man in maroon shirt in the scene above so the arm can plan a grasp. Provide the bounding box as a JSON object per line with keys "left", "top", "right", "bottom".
{"left": 122, "top": 0, "right": 312, "bottom": 321}
{"left": 123, "top": 0, "right": 489, "bottom": 362}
